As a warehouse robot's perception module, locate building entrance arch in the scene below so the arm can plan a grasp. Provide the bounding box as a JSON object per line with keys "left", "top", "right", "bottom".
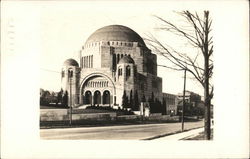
{"left": 94, "top": 90, "right": 101, "bottom": 105}
{"left": 80, "top": 73, "right": 116, "bottom": 106}
{"left": 103, "top": 90, "right": 110, "bottom": 105}
{"left": 84, "top": 91, "right": 92, "bottom": 104}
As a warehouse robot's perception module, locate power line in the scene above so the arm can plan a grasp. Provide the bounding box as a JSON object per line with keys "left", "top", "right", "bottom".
{"left": 40, "top": 68, "right": 61, "bottom": 74}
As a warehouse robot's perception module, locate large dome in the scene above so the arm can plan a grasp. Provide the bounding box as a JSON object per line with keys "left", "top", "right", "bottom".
{"left": 85, "top": 25, "right": 146, "bottom": 46}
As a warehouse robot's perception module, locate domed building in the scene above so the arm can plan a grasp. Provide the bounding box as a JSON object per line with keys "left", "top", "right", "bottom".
{"left": 61, "top": 25, "right": 163, "bottom": 109}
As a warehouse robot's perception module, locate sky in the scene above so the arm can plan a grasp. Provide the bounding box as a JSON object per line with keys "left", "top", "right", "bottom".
{"left": 39, "top": 1, "right": 210, "bottom": 96}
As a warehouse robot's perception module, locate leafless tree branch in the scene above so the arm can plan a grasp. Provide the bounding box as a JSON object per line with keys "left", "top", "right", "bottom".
{"left": 148, "top": 11, "right": 214, "bottom": 140}
{"left": 148, "top": 11, "right": 213, "bottom": 91}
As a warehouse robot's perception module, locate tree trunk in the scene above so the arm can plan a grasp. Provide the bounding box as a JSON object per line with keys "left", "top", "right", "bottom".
{"left": 204, "top": 57, "right": 211, "bottom": 140}
{"left": 204, "top": 11, "right": 211, "bottom": 140}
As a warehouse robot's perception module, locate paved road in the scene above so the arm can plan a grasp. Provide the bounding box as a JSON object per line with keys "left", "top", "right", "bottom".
{"left": 40, "top": 120, "right": 203, "bottom": 140}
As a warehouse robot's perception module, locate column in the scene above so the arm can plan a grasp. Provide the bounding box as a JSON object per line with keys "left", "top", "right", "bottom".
{"left": 92, "top": 91, "right": 94, "bottom": 106}
{"left": 91, "top": 55, "right": 93, "bottom": 68}
{"left": 101, "top": 91, "right": 103, "bottom": 105}
{"left": 79, "top": 93, "right": 82, "bottom": 105}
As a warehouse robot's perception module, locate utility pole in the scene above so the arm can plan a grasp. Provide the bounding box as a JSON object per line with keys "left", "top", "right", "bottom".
{"left": 182, "top": 69, "right": 187, "bottom": 132}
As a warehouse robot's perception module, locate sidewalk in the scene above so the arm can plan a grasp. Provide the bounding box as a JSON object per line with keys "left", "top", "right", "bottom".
{"left": 153, "top": 127, "right": 204, "bottom": 140}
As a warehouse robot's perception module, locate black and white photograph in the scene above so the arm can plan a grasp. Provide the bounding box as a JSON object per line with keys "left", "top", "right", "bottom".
{"left": 1, "top": 0, "right": 249, "bottom": 158}
{"left": 39, "top": 2, "right": 215, "bottom": 140}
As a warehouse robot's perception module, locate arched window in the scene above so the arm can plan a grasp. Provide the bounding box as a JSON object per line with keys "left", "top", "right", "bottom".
{"left": 83, "top": 57, "right": 85, "bottom": 68}
{"left": 117, "top": 54, "right": 120, "bottom": 64}
{"left": 113, "top": 54, "right": 116, "bottom": 71}
{"left": 68, "top": 69, "right": 73, "bottom": 78}
{"left": 89, "top": 55, "right": 91, "bottom": 68}
{"left": 87, "top": 56, "right": 89, "bottom": 68}
{"left": 126, "top": 66, "right": 131, "bottom": 78}
{"left": 118, "top": 68, "right": 122, "bottom": 76}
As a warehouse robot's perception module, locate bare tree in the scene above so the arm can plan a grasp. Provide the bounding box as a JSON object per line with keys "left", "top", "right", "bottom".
{"left": 146, "top": 11, "right": 213, "bottom": 140}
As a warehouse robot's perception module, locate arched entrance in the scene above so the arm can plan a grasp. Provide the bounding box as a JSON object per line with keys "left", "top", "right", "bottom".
{"left": 80, "top": 73, "right": 116, "bottom": 106}
{"left": 94, "top": 90, "right": 101, "bottom": 105}
{"left": 103, "top": 90, "right": 110, "bottom": 105}
{"left": 84, "top": 91, "right": 92, "bottom": 104}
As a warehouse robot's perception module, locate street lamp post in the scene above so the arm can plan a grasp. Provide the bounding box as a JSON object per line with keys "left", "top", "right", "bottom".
{"left": 156, "top": 64, "right": 187, "bottom": 132}
{"left": 69, "top": 70, "right": 73, "bottom": 126}
{"left": 182, "top": 69, "right": 187, "bottom": 132}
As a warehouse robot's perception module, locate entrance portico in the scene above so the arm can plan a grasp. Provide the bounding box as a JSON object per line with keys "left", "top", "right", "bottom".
{"left": 80, "top": 73, "right": 116, "bottom": 106}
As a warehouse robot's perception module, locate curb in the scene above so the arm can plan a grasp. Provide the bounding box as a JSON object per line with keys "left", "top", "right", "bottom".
{"left": 142, "top": 126, "right": 204, "bottom": 140}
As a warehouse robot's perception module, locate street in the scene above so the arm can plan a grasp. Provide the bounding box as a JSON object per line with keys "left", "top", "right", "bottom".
{"left": 40, "top": 120, "right": 203, "bottom": 140}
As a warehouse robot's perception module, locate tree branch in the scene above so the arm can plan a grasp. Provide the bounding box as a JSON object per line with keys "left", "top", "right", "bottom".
{"left": 147, "top": 11, "right": 213, "bottom": 96}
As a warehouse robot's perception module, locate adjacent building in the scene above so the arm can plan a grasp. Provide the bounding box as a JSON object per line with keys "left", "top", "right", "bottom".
{"left": 163, "top": 93, "right": 178, "bottom": 115}
{"left": 177, "top": 91, "right": 201, "bottom": 107}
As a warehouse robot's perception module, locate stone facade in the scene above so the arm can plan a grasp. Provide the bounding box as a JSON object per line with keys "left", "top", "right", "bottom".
{"left": 61, "top": 25, "right": 163, "bottom": 108}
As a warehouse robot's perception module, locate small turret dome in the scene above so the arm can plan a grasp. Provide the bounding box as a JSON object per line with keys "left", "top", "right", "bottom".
{"left": 63, "top": 58, "right": 79, "bottom": 67}
{"left": 118, "top": 56, "right": 135, "bottom": 64}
